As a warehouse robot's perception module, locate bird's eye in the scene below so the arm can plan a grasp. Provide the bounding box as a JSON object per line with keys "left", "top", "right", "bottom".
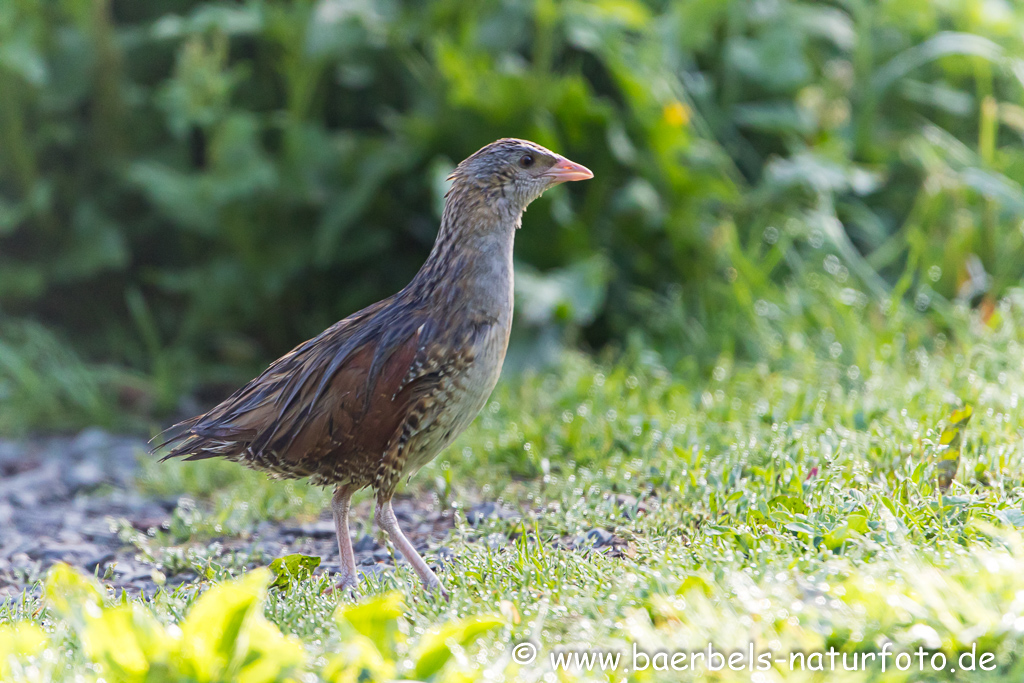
{"left": 518, "top": 154, "right": 535, "bottom": 168}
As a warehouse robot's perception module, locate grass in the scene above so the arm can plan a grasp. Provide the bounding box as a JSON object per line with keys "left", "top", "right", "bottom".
{"left": 0, "top": 320, "right": 125, "bottom": 435}
{"left": 5, "top": 291, "right": 1024, "bottom": 681}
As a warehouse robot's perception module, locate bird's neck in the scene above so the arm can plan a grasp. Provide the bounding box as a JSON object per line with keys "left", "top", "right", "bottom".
{"left": 410, "top": 179, "right": 518, "bottom": 317}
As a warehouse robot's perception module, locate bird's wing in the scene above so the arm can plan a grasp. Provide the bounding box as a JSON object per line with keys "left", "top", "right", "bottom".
{"left": 154, "top": 299, "right": 446, "bottom": 475}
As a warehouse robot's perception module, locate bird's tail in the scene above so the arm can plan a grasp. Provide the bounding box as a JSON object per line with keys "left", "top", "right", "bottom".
{"left": 150, "top": 417, "right": 248, "bottom": 462}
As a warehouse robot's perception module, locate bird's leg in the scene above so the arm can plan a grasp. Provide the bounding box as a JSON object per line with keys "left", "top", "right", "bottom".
{"left": 374, "top": 497, "right": 446, "bottom": 595}
{"left": 331, "top": 484, "right": 359, "bottom": 592}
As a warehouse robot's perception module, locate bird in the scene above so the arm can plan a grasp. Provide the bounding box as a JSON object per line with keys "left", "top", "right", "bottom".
{"left": 154, "top": 138, "right": 593, "bottom": 594}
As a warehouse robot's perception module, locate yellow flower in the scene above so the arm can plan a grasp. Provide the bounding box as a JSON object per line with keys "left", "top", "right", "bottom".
{"left": 663, "top": 100, "right": 690, "bottom": 127}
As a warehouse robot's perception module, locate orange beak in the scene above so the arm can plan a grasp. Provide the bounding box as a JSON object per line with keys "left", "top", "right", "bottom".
{"left": 544, "top": 156, "right": 594, "bottom": 183}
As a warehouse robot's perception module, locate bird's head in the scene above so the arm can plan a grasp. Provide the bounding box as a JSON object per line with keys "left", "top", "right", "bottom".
{"left": 448, "top": 138, "right": 593, "bottom": 217}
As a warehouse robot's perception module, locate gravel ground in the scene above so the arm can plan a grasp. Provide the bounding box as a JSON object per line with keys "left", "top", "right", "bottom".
{"left": 0, "top": 429, "right": 627, "bottom": 600}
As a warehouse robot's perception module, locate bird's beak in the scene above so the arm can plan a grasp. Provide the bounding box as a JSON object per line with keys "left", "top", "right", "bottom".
{"left": 543, "top": 156, "right": 594, "bottom": 183}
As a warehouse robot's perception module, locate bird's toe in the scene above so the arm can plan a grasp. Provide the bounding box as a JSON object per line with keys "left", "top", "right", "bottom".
{"left": 422, "top": 576, "right": 449, "bottom": 600}
{"left": 323, "top": 574, "right": 360, "bottom": 598}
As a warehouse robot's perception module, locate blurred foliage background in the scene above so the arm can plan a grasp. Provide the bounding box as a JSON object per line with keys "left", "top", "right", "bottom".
{"left": 2, "top": 0, "right": 1024, "bottom": 433}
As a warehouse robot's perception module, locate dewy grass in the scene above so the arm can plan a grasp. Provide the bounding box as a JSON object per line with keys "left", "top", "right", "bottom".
{"left": 8, "top": 292, "right": 1024, "bottom": 680}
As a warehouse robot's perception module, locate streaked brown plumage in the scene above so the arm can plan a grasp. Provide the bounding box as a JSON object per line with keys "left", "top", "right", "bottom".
{"left": 154, "top": 138, "right": 593, "bottom": 593}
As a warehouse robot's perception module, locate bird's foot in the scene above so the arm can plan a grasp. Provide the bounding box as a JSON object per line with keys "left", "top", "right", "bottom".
{"left": 421, "top": 573, "right": 450, "bottom": 601}
{"left": 323, "top": 573, "right": 360, "bottom": 598}
{"left": 375, "top": 498, "right": 450, "bottom": 600}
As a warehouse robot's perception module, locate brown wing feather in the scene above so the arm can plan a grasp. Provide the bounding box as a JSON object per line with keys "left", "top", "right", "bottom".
{"left": 155, "top": 297, "right": 445, "bottom": 485}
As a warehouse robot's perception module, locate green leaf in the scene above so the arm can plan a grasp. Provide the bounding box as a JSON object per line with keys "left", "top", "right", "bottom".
{"left": 871, "top": 32, "right": 1004, "bottom": 95}
{"left": 51, "top": 566, "right": 305, "bottom": 683}
{"left": 515, "top": 255, "right": 611, "bottom": 327}
{"left": 322, "top": 635, "right": 394, "bottom": 683}
{"left": 0, "top": 623, "right": 47, "bottom": 680}
{"left": 269, "top": 553, "right": 321, "bottom": 590}
{"left": 236, "top": 618, "right": 307, "bottom": 683}
{"left": 0, "top": 36, "right": 47, "bottom": 85}
{"left": 846, "top": 513, "right": 869, "bottom": 534}
{"left": 823, "top": 521, "right": 850, "bottom": 550}
{"left": 80, "top": 605, "right": 171, "bottom": 682}
{"left": 676, "top": 575, "right": 714, "bottom": 597}
{"left": 44, "top": 562, "right": 104, "bottom": 619}
{"left": 936, "top": 404, "right": 972, "bottom": 491}
{"left": 947, "top": 405, "right": 974, "bottom": 427}
{"left": 996, "top": 508, "right": 1024, "bottom": 528}
{"left": 768, "top": 495, "right": 807, "bottom": 514}
{"left": 728, "top": 24, "right": 811, "bottom": 92}
{"left": 335, "top": 592, "right": 405, "bottom": 657}
{"left": 411, "top": 615, "right": 504, "bottom": 680}
{"left": 178, "top": 569, "right": 271, "bottom": 680}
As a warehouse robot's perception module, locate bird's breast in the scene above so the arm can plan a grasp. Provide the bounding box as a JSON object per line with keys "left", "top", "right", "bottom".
{"left": 400, "top": 311, "right": 511, "bottom": 479}
{"left": 390, "top": 232, "right": 515, "bottom": 480}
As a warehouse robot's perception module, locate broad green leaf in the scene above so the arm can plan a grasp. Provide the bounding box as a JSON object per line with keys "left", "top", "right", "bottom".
{"left": 178, "top": 569, "right": 271, "bottom": 680}
{"left": 322, "top": 635, "right": 394, "bottom": 683}
{"left": 823, "top": 521, "right": 851, "bottom": 550}
{"left": 80, "top": 604, "right": 172, "bottom": 683}
{"left": 269, "top": 553, "right": 321, "bottom": 590}
{"left": 676, "top": 575, "right": 714, "bottom": 597}
{"left": 768, "top": 495, "right": 807, "bottom": 514}
{"left": 947, "top": 405, "right": 974, "bottom": 427}
{"left": 0, "top": 623, "right": 47, "bottom": 679}
{"left": 996, "top": 508, "right": 1024, "bottom": 528}
{"left": 846, "top": 513, "right": 869, "bottom": 534}
{"left": 727, "top": 24, "right": 811, "bottom": 92}
{"left": 515, "top": 255, "right": 610, "bottom": 327}
{"left": 44, "top": 562, "right": 103, "bottom": 619}
{"left": 236, "top": 618, "right": 307, "bottom": 683}
{"left": 412, "top": 615, "right": 504, "bottom": 680}
{"left": 0, "top": 37, "right": 47, "bottom": 85}
{"left": 335, "top": 592, "right": 405, "bottom": 656}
